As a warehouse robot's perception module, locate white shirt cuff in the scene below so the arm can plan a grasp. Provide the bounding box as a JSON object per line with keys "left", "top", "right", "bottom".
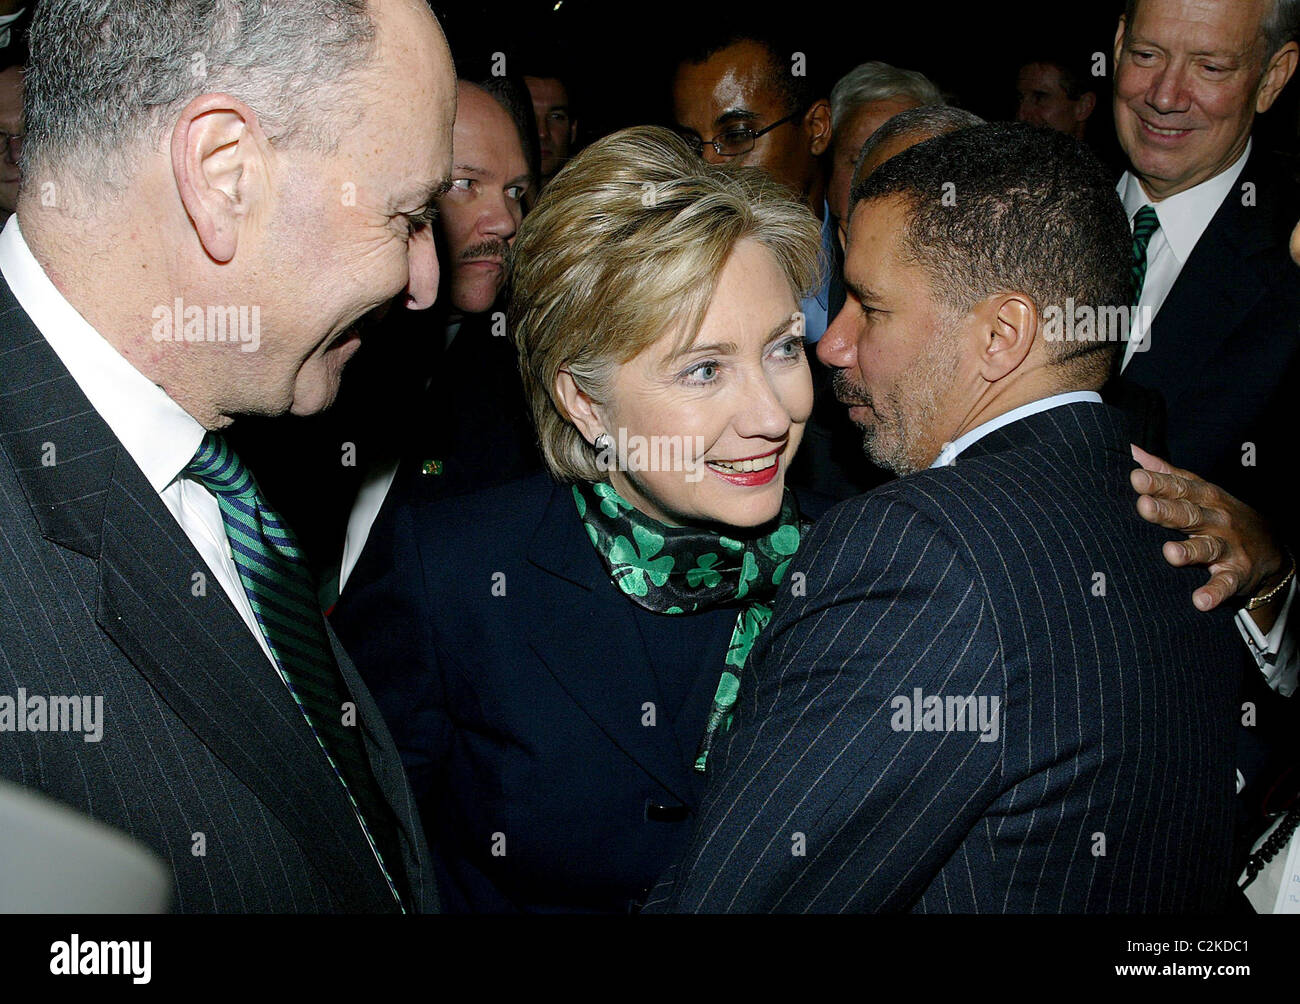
{"left": 1235, "top": 577, "right": 1298, "bottom": 697}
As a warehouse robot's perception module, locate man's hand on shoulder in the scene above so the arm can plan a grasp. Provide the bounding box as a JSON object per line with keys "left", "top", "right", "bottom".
{"left": 1129, "top": 445, "right": 1291, "bottom": 630}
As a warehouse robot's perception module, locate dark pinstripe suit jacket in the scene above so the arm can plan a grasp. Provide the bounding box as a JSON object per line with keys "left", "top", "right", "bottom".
{"left": 651, "top": 401, "right": 1241, "bottom": 913}
{"left": 0, "top": 278, "right": 438, "bottom": 912}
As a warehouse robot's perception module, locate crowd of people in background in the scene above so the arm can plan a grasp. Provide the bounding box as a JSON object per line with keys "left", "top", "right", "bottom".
{"left": 1, "top": 0, "right": 1298, "bottom": 915}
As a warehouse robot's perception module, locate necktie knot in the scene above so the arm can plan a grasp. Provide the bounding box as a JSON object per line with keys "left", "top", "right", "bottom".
{"left": 185, "top": 432, "right": 257, "bottom": 499}
{"left": 1130, "top": 205, "right": 1162, "bottom": 306}
{"left": 1132, "top": 205, "right": 1160, "bottom": 246}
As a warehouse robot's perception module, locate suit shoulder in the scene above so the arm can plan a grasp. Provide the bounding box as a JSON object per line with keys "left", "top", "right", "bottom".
{"left": 800, "top": 476, "right": 975, "bottom": 572}
{"left": 395, "top": 470, "right": 560, "bottom": 563}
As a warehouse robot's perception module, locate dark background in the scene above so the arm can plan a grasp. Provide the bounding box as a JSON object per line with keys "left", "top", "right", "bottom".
{"left": 438, "top": 0, "right": 1300, "bottom": 162}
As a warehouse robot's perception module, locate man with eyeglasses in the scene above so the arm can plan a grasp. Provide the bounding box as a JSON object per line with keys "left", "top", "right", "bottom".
{"left": 673, "top": 33, "right": 832, "bottom": 333}
{"left": 673, "top": 30, "right": 883, "bottom": 500}
{"left": 0, "top": 63, "right": 21, "bottom": 227}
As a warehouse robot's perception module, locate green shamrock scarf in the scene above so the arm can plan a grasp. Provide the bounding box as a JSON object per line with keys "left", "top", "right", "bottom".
{"left": 572, "top": 479, "right": 806, "bottom": 772}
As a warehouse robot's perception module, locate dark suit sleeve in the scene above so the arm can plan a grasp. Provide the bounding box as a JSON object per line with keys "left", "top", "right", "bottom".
{"left": 661, "top": 495, "right": 1006, "bottom": 913}
{"left": 330, "top": 504, "right": 449, "bottom": 803}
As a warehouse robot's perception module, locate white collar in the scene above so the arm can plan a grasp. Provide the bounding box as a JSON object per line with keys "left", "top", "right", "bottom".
{"left": 931, "top": 391, "right": 1104, "bottom": 468}
{"left": 0, "top": 215, "right": 206, "bottom": 493}
{"left": 1117, "top": 140, "right": 1251, "bottom": 265}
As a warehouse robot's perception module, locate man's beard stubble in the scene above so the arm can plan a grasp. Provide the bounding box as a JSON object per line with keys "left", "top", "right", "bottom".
{"left": 832, "top": 330, "right": 959, "bottom": 477}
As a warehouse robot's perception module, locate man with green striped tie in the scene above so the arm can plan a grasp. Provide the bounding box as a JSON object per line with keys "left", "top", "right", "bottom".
{"left": 0, "top": 0, "right": 455, "bottom": 912}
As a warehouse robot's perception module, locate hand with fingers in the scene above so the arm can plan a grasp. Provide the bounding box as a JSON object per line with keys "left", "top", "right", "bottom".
{"left": 1128, "top": 444, "right": 1295, "bottom": 630}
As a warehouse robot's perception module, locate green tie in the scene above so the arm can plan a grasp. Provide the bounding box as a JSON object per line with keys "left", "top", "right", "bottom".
{"left": 186, "top": 432, "right": 406, "bottom": 910}
{"left": 1131, "top": 204, "right": 1161, "bottom": 305}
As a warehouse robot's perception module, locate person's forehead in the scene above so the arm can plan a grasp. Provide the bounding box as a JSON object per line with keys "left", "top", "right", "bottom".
{"left": 675, "top": 42, "right": 784, "bottom": 119}
{"left": 842, "top": 97, "right": 919, "bottom": 149}
{"left": 452, "top": 92, "right": 527, "bottom": 173}
{"left": 524, "top": 76, "right": 568, "bottom": 106}
{"left": 1130, "top": 0, "right": 1264, "bottom": 53}
{"left": 1018, "top": 63, "right": 1066, "bottom": 91}
{"left": 846, "top": 197, "right": 910, "bottom": 272}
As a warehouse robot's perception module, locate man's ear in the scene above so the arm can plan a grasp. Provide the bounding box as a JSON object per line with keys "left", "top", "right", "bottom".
{"left": 1257, "top": 40, "right": 1299, "bottom": 114}
{"left": 553, "top": 369, "right": 606, "bottom": 445}
{"left": 1076, "top": 91, "right": 1097, "bottom": 122}
{"left": 1113, "top": 16, "right": 1128, "bottom": 71}
{"left": 804, "top": 99, "right": 832, "bottom": 157}
{"left": 171, "top": 92, "right": 269, "bottom": 264}
{"left": 972, "top": 292, "right": 1037, "bottom": 384}
{"left": 569, "top": 118, "right": 579, "bottom": 146}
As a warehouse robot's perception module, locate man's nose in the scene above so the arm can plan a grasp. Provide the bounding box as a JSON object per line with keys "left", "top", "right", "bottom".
{"left": 1146, "top": 63, "right": 1190, "bottom": 115}
{"left": 481, "top": 195, "right": 520, "bottom": 241}
{"left": 817, "top": 305, "right": 857, "bottom": 369}
{"left": 405, "top": 226, "right": 438, "bottom": 310}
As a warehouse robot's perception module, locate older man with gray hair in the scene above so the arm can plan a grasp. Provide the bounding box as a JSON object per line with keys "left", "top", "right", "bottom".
{"left": 826, "top": 62, "right": 945, "bottom": 241}
{"left": 0, "top": 0, "right": 456, "bottom": 912}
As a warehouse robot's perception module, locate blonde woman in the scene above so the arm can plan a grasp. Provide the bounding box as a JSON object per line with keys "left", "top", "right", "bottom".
{"left": 332, "top": 126, "right": 826, "bottom": 912}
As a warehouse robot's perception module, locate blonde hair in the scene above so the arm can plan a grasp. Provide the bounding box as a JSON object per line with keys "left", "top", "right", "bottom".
{"left": 508, "top": 125, "right": 823, "bottom": 483}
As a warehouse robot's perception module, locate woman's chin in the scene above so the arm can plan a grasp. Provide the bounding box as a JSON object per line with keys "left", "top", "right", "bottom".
{"left": 697, "top": 480, "right": 786, "bottom": 531}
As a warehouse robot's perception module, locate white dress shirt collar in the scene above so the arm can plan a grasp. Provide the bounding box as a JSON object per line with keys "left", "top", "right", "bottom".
{"left": 0, "top": 215, "right": 206, "bottom": 493}
{"left": 931, "top": 391, "right": 1104, "bottom": 468}
{"left": 1117, "top": 140, "right": 1251, "bottom": 265}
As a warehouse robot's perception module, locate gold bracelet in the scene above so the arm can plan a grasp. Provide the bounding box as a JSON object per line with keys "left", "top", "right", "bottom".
{"left": 1246, "top": 548, "right": 1296, "bottom": 611}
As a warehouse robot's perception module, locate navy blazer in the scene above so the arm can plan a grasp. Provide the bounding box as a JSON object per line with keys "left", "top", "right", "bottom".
{"left": 650, "top": 402, "right": 1242, "bottom": 913}
{"left": 333, "top": 472, "right": 797, "bottom": 912}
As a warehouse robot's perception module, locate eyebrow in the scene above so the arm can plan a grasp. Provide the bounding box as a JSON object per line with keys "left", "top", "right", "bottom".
{"left": 1126, "top": 33, "right": 1239, "bottom": 59}
{"left": 843, "top": 278, "right": 883, "bottom": 304}
{"left": 670, "top": 318, "right": 798, "bottom": 362}
{"left": 679, "top": 340, "right": 740, "bottom": 358}
{"left": 714, "top": 108, "right": 760, "bottom": 128}
{"left": 393, "top": 177, "right": 452, "bottom": 211}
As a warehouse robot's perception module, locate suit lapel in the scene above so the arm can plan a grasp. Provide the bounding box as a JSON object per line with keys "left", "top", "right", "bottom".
{"left": 0, "top": 285, "right": 397, "bottom": 911}
{"left": 525, "top": 484, "right": 694, "bottom": 805}
{"left": 1126, "top": 152, "right": 1275, "bottom": 394}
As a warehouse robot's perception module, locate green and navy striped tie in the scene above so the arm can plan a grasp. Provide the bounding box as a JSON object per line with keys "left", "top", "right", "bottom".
{"left": 186, "top": 432, "right": 406, "bottom": 910}
{"left": 1131, "top": 204, "right": 1161, "bottom": 305}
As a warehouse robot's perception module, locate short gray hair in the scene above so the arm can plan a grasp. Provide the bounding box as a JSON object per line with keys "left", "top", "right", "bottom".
{"left": 829, "top": 61, "right": 944, "bottom": 132}
{"left": 23, "top": 0, "right": 378, "bottom": 195}
{"left": 1124, "top": 0, "right": 1300, "bottom": 63}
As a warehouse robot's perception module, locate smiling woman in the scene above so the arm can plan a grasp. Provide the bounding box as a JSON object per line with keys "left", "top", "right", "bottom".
{"left": 330, "top": 125, "right": 826, "bottom": 913}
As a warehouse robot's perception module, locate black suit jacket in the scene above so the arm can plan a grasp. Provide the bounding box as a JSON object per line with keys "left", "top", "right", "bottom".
{"left": 650, "top": 402, "right": 1241, "bottom": 913}
{"left": 0, "top": 278, "right": 438, "bottom": 912}
{"left": 1123, "top": 148, "right": 1300, "bottom": 529}
{"left": 382, "top": 307, "right": 541, "bottom": 507}
{"left": 332, "top": 473, "right": 829, "bottom": 913}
